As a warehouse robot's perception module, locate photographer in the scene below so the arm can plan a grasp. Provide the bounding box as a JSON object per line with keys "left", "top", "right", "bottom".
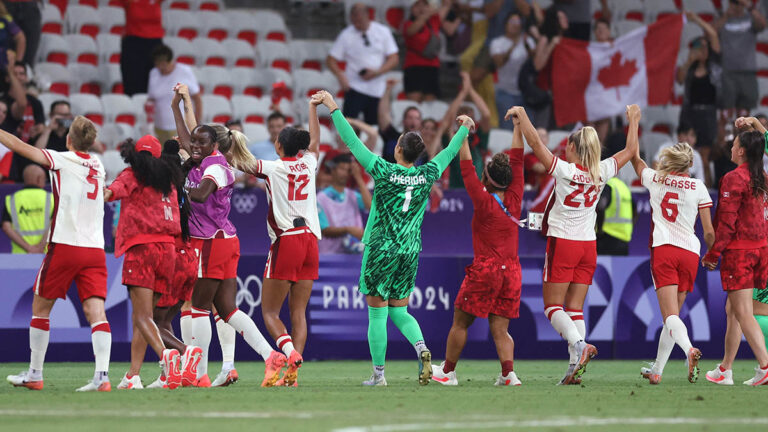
{"left": 34, "top": 100, "right": 72, "bottom": 152}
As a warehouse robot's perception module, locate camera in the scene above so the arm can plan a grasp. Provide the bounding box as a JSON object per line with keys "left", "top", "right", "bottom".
{"left": 57, "top": 118, "right": 73, "bottom": 129}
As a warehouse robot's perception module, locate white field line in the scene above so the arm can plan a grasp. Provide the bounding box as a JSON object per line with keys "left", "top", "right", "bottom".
{"left": 332, "top": 416, "right": 768, "bottom": 432}
{"left": 0, "top": 409, "right": 317, "bottom": 419}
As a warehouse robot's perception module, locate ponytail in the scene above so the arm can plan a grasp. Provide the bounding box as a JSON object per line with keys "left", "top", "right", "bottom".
{"left": 210, "top": 124, "right": 256, "bottom": 173}
{"left": 738, "top": 131, "right": 768, "bottom": 199}
{"left": 571, "top": 126, "right": 602, "bottom": 184}
{"left": 656, "top": 142, "right": 694, "bottom": 183}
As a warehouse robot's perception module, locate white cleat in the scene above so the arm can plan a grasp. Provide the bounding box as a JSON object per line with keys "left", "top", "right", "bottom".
{"left": 211, "top": 368, "right": 239, "bottom": 387}
{"left": 749, "top": 366, "right": 768, "bottom": 386}
{"left": 146, "top": 374, "right": 168, "bottom": 389}
{"left": 744, "top": 377, "right": 756, "bottom": 385}
{"left": 76, "top": 379, "right": 111, "bottom": 392}
{"left": 117, "top": 373, "right": 143, "bottom": 390}
{"left": 494, "top": 371, "right": 522, "bottom": 386}
{"left": 362, "top": 374, "right": 387, "bottom": 386}
{"left": 705, "top": 364, "right": 734, "bottom": 385}
{"left": 430, "top": 363, "right": 458, "bottom": 386}
{"left": 6, "top": 371, "right": 43, "bottom": 390}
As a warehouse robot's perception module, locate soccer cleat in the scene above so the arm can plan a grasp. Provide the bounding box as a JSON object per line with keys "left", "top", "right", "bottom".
{"left": 431, "top": 363, "right": 458, "bottom": 386}
{"left": 194, "top": 375, "right": 211, "bottom": 387}
{"left": 640, "top": 363, "right": 661, "bottom": 384}
{"left": 687, "top": 347, "right": 702, "bottom": 383}
{"left": 261, "top": 350, "right": 288, "bottom": 387}
{"left": 181, "top": 346, "right": 203, "bottom": 387}
{"left": 211, "top": 368, "right": 239, "bottom": 387}
{"left": 281, "top": 351, "right": 303, "bottom": 387}
{"left": 6, "top": 372, "right": 43, "bottom": 390}
{"left": 564, "top": 341, "right": 597, "bottom": 385}
{"left": 494, "top": 371, "right": 522, "bottom": 386}
{"left": 705, "top": 364, "right": 734, "bottom": 385}
{"left": 418, "top": 349, "right": 432, "bottom": 386}
{"left": 146, "top": 374, "right": 168, "bottom": 389}
{"left": 75, "top": 379, "right": 111, "bottom": 392}
{"left": 362, "top": 374, "right": 387, "bottom": 386}
{"left": 117, "top": 373, "right": 143, "bottom": 390}
{"left": 162, "top": 349, "right": 182, "bottom": 390}
{"left": 557, "top": 364, "right": 576, "bottom": 385}
{"left": 744, "top": 377, "right": 756, "bottom": 386}
{"left": 749, "top": 366, "right": 768, "bottom": 386}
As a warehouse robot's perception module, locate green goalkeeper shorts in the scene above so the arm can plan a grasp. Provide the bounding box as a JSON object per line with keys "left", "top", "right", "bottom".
{"left": 757, "top": 315, "right": 768, "bottom": 349}
{"left": 358, "top": 247, "right": 420, "bottom": 301}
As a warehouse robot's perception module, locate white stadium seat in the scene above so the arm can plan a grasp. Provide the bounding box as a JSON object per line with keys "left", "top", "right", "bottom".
{"left": 196, "top": 66, "right": 234, "bottom": 99}
{"left": 231, "top": 95, "right": 272, "bottom": 124}
{"left": 97, "top": 34, "right": 121, "bottom": 64}
{"left": 200, "top": 11, "right": 229, "bottom": 41}
{"left": 101, "top": 93, "right": 139, "bottom": 126}
{"left": 69, "top": 63, "right": 102, "bottom": 95}
{"left": 488, "top": 128, "right": 515, "bottom": 155}
{"left": 99, "top": 63, "right": 124, "bottom": 94}
{"left": 66, "top": 5, "right": 101, "bottom": 38}
{"left": 98, "top": 6, "right": 125, "bottom": 35}
{"left": 194, "top": 38, "right": 227, "bottom": 67}
{"left": 164, "top": 36, "right": 197, "bottom": 66}
{"left": 225, "top": 39, "right": 257, "bottom": 68}
{"left": 259, "top": 41, "right": 292, "bottom": 72}
{"left": 70, "top": 93, "right": 105, "bottom": 125}
{"left": 37, "top": 93, "right": 69, "bottom": 118}
{"left": 64, "top": 34, "right": 99, "bottom": 65}
{"left": 201, "top": 94, "right": 233, "bottom": 124}
{"left": 37, "top": 34, "right": 70, "bottom": 65}
{"left": 243, "top": 123, "right": 270, "bottom": 143}
{"left": 41, "top": 5, "right": 64, "bottom": 35}
{"left": 35, "top": 62, "right": 73, "bottom": 95}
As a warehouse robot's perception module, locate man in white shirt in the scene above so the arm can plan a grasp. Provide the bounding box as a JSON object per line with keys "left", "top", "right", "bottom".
{"left": 652, "top": 122, "right": 706, "bottom": 184}
{"left": 326, "top": 3, "right": 399, "bottom": 125}
{"left": 147, "top": 45, "right": 202, "bottom": 144}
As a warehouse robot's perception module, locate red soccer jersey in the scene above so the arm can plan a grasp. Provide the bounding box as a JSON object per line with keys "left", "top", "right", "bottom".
{"left": 461, "top": 148, "right": 524, "bottom": 260}
{"left": 121, "top": 0, "right": 164, "bottom": 39}
{"left": 705, "top": 163, "right": 768, "bottom": 261}
{"left": 108, "top": 167, "right": 180, "bottom": 257}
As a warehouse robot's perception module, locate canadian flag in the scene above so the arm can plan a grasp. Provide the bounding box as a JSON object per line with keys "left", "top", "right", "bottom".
{"left": 552, "top": 14, "right": 684, "bottom": 127}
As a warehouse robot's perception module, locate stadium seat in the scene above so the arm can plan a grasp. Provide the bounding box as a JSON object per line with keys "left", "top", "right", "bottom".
{"left": 168, "top": 0, "right": 192, "bottom": 10}
{"left": 547, "top": 130, "right": 569, "bottom": 151}
{"left": 269, "top": 68, "right": 295, "bottom": 101}
{"left": 200, "top": 11, "right": 229, "bottom": 41}
{"left": 130, "top": 93, "right": 149, "bottom": 124}
{"left": 196, "top": 66, "right": 234, "bottom": 99}
{"left": 259, "top": 41, "right": 292, "bottom": 72}
{"left": 421, "top": 100, "right": 449, "bottom": 122}
{"left": 290, "top": 40, "right": 331, "bottom": 71}
{"left": 37, "top": 93, "right": 69, "bottom": 118}
{"left": 97, "top": 34, "right": 121, "bottom": 64}
{"left": 384, "top": 70, "right": 405, "bottom": 100}
{"left": 99, "top": 63, "right": 124, "bottom": 94}
{"left": 163, "top": 10, "right": 200, "bottom": 40}
{"left": 70, "top": 93, "right": 105, "bottom": 125}
{"left": 243, "top": 123, "right": 269, "bottom": 143}
{"left": 99, "top": 6, "right": 126, "bottom": 35}
{"left": 199, "top": 0, "right": 223, "bottom": 11}
{"left": 101, "top": 93, "right": 139, "bottom": 126}
{"left": 37, "top": 34, "right": 70, "bottom": 65}
{"left": 66, "top": 5, "right": 101, "bottom": 38}
{"left": 201, "top": 94, "right": 233, "bottom": 123}
{"left": 683, "top": 0, "right": 717, "bottom": 22}
{"left": 98, "top": 123, "right": 136, "bottom": 150}
{"left": 758, "top": 52, "right": 768, "bottom": 77}
{"left": 225, "top": 10, "right": 258, "bottom": 46}
{"left": 391, "top": 100, "right": 419, "bottom": 129}
{"left": 74, "top": 0, "right": 99, "bottom": 7}
{"left": 35, "top": 62, "right": 73, "bottom": 95}
{"left": 253, "top": 11, "right": 290, "bottom": 42}
{"left": 641, "top": 132, "right": 673, "bottom": 163}
{"left": 69, "top": 64, "right": 102, "bottom": 95}
{"left": 644, "top": 0, "right": 680, "bottom": 22}
{"left": 644, "top": 106, "right": 678, "bottom": 135}
{"left": 378, "top": 0, "right": 408, "bottom": 32}
{"left": 64, "top": 34, "right": 99, "bottom": 65}
{"left": 609, "top": 0, "right": 644, "bottom": 22}
{"left": 231, "top": 95, "right": 272, "bottom": 124}
{"left": 293, "top": 69, "right": 340, "bottom": 99}
{"left": 41, "top": 5, "right": 64, "bottom": 35}
{"left": 48, "top": 0, "right": 68, "bottom": 16}
{"left": 224, "top": 39, "right": 257, "bottom": 68}
{"left": 231, "top": 67, "right": 274, "bottom": 98}
{"left": 164, "top": 36, "right": 197, "bottom": 65}
{"left": 100, "top": 149, "right": 128, "bottom": 184}
{"left": 487, "top": 129, "right": 515, "bottom": 155}
{"left": 612, "top": 19, "right": 643, "bottom": 37}
{"left": 194, "top": 38, "right": 227, "bottom": 66}
{"left": 274, "top": 98, "right": 296, "bottom": 124}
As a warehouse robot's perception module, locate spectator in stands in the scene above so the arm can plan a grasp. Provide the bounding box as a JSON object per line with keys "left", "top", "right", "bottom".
{"left": 0, "top": 53, "right": 28, "bottom": 138}
{"left": 34, "top": 100, "right": 71, "bottom": 153}
{"left": 378, "top": 79, "right": 422, "bottom": 163}
{"left": 0, "top": 2, "right": 24, "bottom": 68}
{"left": 593, "top": 16, "right": 612, "bottom": 43}
{"left": 118, "top": 0, "right": 165, "bottom": 96}
{"left": 652, "top": 123, "right": 706, "bottom": 184}
{"left": 317, "top": 153, "right": 372, "bottom": 254}
{"left": 4, "top": 61, "right": 42, "bottom": 142}
{"left": 225, "top": 119, "right": 243, "bottom": 133}
{"left": 2, "top": 163, "right": 50, "bottom": 254}
{"left": 5, "top": 0, "right": 37, "bottom": 67}
{"left": 490, "top": 12, "right": 533, "bottom": 131}
{"left": 248, "top": 111, "right": 284, "bottom": 161}
{"left": 677, "top": 11, "right": 720, "bottom": 187}
{"left": 403, "top": 0, "right": 452, "bottom": 103}
{"left": 147, "top": 44, "right": 201, "bottom": 144}
{"left": 552, "top": 0, "right": 609, "bottom": 41}
{"left": 327, "top": 2, "right": 399, "bottom": 125}
{"left": 715, "top": 0, "right": 767, "bottom": 115}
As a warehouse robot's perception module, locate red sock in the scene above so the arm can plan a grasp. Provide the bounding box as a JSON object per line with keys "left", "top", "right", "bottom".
{"left": 443, "top": 360, "right": 456, "bottom": 373}
{"left": 761, "top": 363, "right": 768, "bottom": 370}
{"left": 126, "top": 374, "right": 133, "bottom": 379}
{"left": 719, "top": 365, "right": 727, "bottom": 372}
{"left": 501, "top": 360, "right": 514, "bottom": 376}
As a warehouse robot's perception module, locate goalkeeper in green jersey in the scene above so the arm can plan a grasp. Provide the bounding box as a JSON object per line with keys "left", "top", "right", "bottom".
{"left": 314, "top": 90, "right": 474, "bottom": 386}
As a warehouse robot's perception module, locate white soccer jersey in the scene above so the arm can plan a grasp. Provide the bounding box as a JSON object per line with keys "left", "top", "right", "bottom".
{"left": 641, "top": 168, "right": 712, "bottom": 255}
{"left": 254, "top": 153, "right": 321, "bottom": 243}
{"left": 41, "top": 150, "right": 106, "bottom": 248}
{"left": 543, "top": 157, "right": 619, "bottom": 241}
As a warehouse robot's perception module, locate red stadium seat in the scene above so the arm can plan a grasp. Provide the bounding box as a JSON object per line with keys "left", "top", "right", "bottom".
{"left": 266, "top": 31, "right": 287, "bottom": 42}
{"left": 50, "top": 0, "right": 67, "bottom": 16}
{"left": 42, "top": 22, "right": 63, "bottom": 34}
{"left": 237, "top": 30, "right": 257, "bottom": 46}
{"left": 385, "top": 7, "right": 405, "bottom": 30}
{"left": 200, "top": 1, "right": 221, "bottom": 11}
{"left": 170, "top": 1, "right": 191, "bottom": 10}
{"left": 77, "top": 0, "right": 98, "bottom": 7}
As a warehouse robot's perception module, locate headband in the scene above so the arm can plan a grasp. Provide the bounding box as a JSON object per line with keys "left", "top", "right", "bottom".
{"left": 483, "top": 165, "right": 509, "bottom": 189}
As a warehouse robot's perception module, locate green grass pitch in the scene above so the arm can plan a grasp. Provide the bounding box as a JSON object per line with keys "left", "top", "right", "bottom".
{"left": 1, "top": 360, "right": 766, "bottom": 431}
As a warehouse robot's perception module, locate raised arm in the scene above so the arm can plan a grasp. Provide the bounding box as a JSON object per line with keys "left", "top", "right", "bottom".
{"left": 686, "top": 11, "right": 720, "bottom": 53}
{"left": 0, "top": 128, "right": 50, "bottom": 168}
{"left": 307, "top": 98, "right": 321, "bottom": 158}
{"left": 432, "top": 116, "right": 473, "bottom": 172}
{"left": 466, "top": 78, "right": 492, "bottom": 132}
{"left": 347, "top": 117, "right": 379, "bottom": 151}
{"left": 506, "top": 106, "right": 553, "bottom": 170}
{"left": 378, "top": 79, "right": 396, "bottom": 131}
{"left": 171, "top": 84, "right": 193, "bottom": 154}
{"left": 319, "top": 91, "right": 378, "bottom": 170}
{"left": 613, "top": 104, "right": 641, "bottom": 170}
{"left": 6, "top": 51, "right": 27, "bottom": 121}
{"left": 735, "top": 116, "right": 768, "bottom": 135}
{"left": 176, "top": 83, "right": 198, "bottom": 131}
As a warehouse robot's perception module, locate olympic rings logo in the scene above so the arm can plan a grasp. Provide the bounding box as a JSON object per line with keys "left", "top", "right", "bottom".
{"left": 232, "top": 193, "right": 258, "bottom": 214}
{"left": 235, "top": 274, "right": 263, "bottom": 317}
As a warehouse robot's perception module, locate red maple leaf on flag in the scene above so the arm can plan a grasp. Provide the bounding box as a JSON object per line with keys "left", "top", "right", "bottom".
{"left": 597, "top": 52, "right": 638, "bottom": 100}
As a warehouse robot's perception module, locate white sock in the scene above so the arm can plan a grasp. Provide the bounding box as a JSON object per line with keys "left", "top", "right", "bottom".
{"left": 215, "top": 313, "right": 236, "bottom": 365}
{"left": 652, "top": 324, "right": 675, "bottom": 375}
{"left": 566, "top": 308, "right": 586, "bottom": 339}
{"left": 226, "top": 309, "right": 273, "bottom": 360}
{"left": 374, "top": 365, "right": 385, "bottom": 377}
{"left": 545, "top": 305, "right": 583, "bottom": 346}
{"left": 90, "top": 321, "right": 111, "bottom": 375}
{"left": 276, "top": 333, "right": 296, "bottom": 357}
{"left": 414, "top": 340, "right": 427, "bottom": 356}
{"left": 190, "top": 308, "right": 212, "bottom": 378}
{"left": 29, "top": 316, "right": 49, "bottom": 380}
{"left": 665, "top": 315, "right": 693, "bottom": 353}
{"left": 180, "top": 311, "right": 192, "bottom": 345}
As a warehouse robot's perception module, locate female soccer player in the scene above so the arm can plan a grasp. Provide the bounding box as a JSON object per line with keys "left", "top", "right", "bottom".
{"left": 171, "top": 90, "right": 286, "bottom": 388}
{"left": 316, "top": 90, "right": 474, "bottom": 386}
{"left": 702, "top": 123, "right": 768, "bottom": 386}
{"left": 2, "top": 118, "right": 113, "bottom": 392}
{"left": 508, "top": 105, "right": 637, "bottom": 385}
{"left": 629, "top": 136, "right": 714, "bottom": 384}
{"left": 431, "top": 107, "right": 524, "bottom": 387}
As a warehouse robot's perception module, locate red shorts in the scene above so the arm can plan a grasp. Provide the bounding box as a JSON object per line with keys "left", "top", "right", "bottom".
{"left": 650, "top": 245, "right": 700, "bottom": 292}
{"left": 156, "top": 245, "right": 197, "bottom": 308}
{"left": 543, "top": 237, "right": 597, "bottom": 284}
{"left": 192, "top": 236, "right": 240, "bottom": 280}
{"left": 455, "top": 257, "right": 521, "bottom": 319}
{"left": 34, "top": 243, "right": 107, "bottom": 302}
{"left": 720, "top": 247, "right": 768, "bottom": 291}
{"left": 123, "top": 242, "right": 174, "bottom": 294}
{"left": 264, "top": 229, "right": 319, "bottom": 282}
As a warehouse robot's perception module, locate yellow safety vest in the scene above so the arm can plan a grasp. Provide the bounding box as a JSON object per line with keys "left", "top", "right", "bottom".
{"left": 5, "top": 188, "right": 53, "bottom": 254}
{"left": 603, "top": 177, "right": 633, "bottom": 242}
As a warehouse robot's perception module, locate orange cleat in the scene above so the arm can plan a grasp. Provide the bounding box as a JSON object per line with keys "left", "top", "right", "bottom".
{"left": 212, "top": 368, "right": 239, "bottom": 387}
{"left": 162, "top": 349, "right": 182, "bottom": 390}
{"left": 7, "top": 372, "right": 43, "bottom": 390}
{"left": 261, "top": 351, "right": 287, "bottom": 387}
{"left": 194, "top": 374, "right": 211, "bottom": 388}
{"left": 687, "top": 347, "right": 702, "bottom": 383}
{"left": 181, "top": 346, "right": 203, "bottom": 387}
{"left": 282, "top": 351, "right": 303, "bottom": 387}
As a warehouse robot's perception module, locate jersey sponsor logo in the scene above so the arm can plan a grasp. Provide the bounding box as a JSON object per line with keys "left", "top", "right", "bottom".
{"left": 232, "top": 193, "right": 259, "bottom": 214}
{"left": 388, "top": 173, "right": 428, "bottom": 186}
{"left": 651, "top": 174, "right": 697, "bottom": 190}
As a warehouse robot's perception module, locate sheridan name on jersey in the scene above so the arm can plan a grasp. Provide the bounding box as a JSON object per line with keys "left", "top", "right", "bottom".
{"left": 41, "top": 149, "right": 105, "bottom": 249}
{"left": 641, "top": 168, "right": 712, "bottom": 254}
{"left": 543, "top": 157, "right": 618, "bottom": 241}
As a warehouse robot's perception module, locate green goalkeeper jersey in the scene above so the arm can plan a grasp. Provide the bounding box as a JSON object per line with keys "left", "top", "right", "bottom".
{"left": 331, "top": 110, "right": 469, "bottom": 254}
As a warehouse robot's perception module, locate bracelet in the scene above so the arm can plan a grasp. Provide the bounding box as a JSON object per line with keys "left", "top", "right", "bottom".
{"left": 330, "top": 108, "right": 339, "bottom": 115}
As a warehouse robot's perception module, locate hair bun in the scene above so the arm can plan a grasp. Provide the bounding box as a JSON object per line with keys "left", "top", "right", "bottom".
{"left": 163, "top": 139, "right": 180, "bottom": 154}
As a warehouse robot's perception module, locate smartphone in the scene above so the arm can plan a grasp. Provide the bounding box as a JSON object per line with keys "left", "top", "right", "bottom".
{"left": 359, "top": 68, "right": 369, "bottom": 77}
